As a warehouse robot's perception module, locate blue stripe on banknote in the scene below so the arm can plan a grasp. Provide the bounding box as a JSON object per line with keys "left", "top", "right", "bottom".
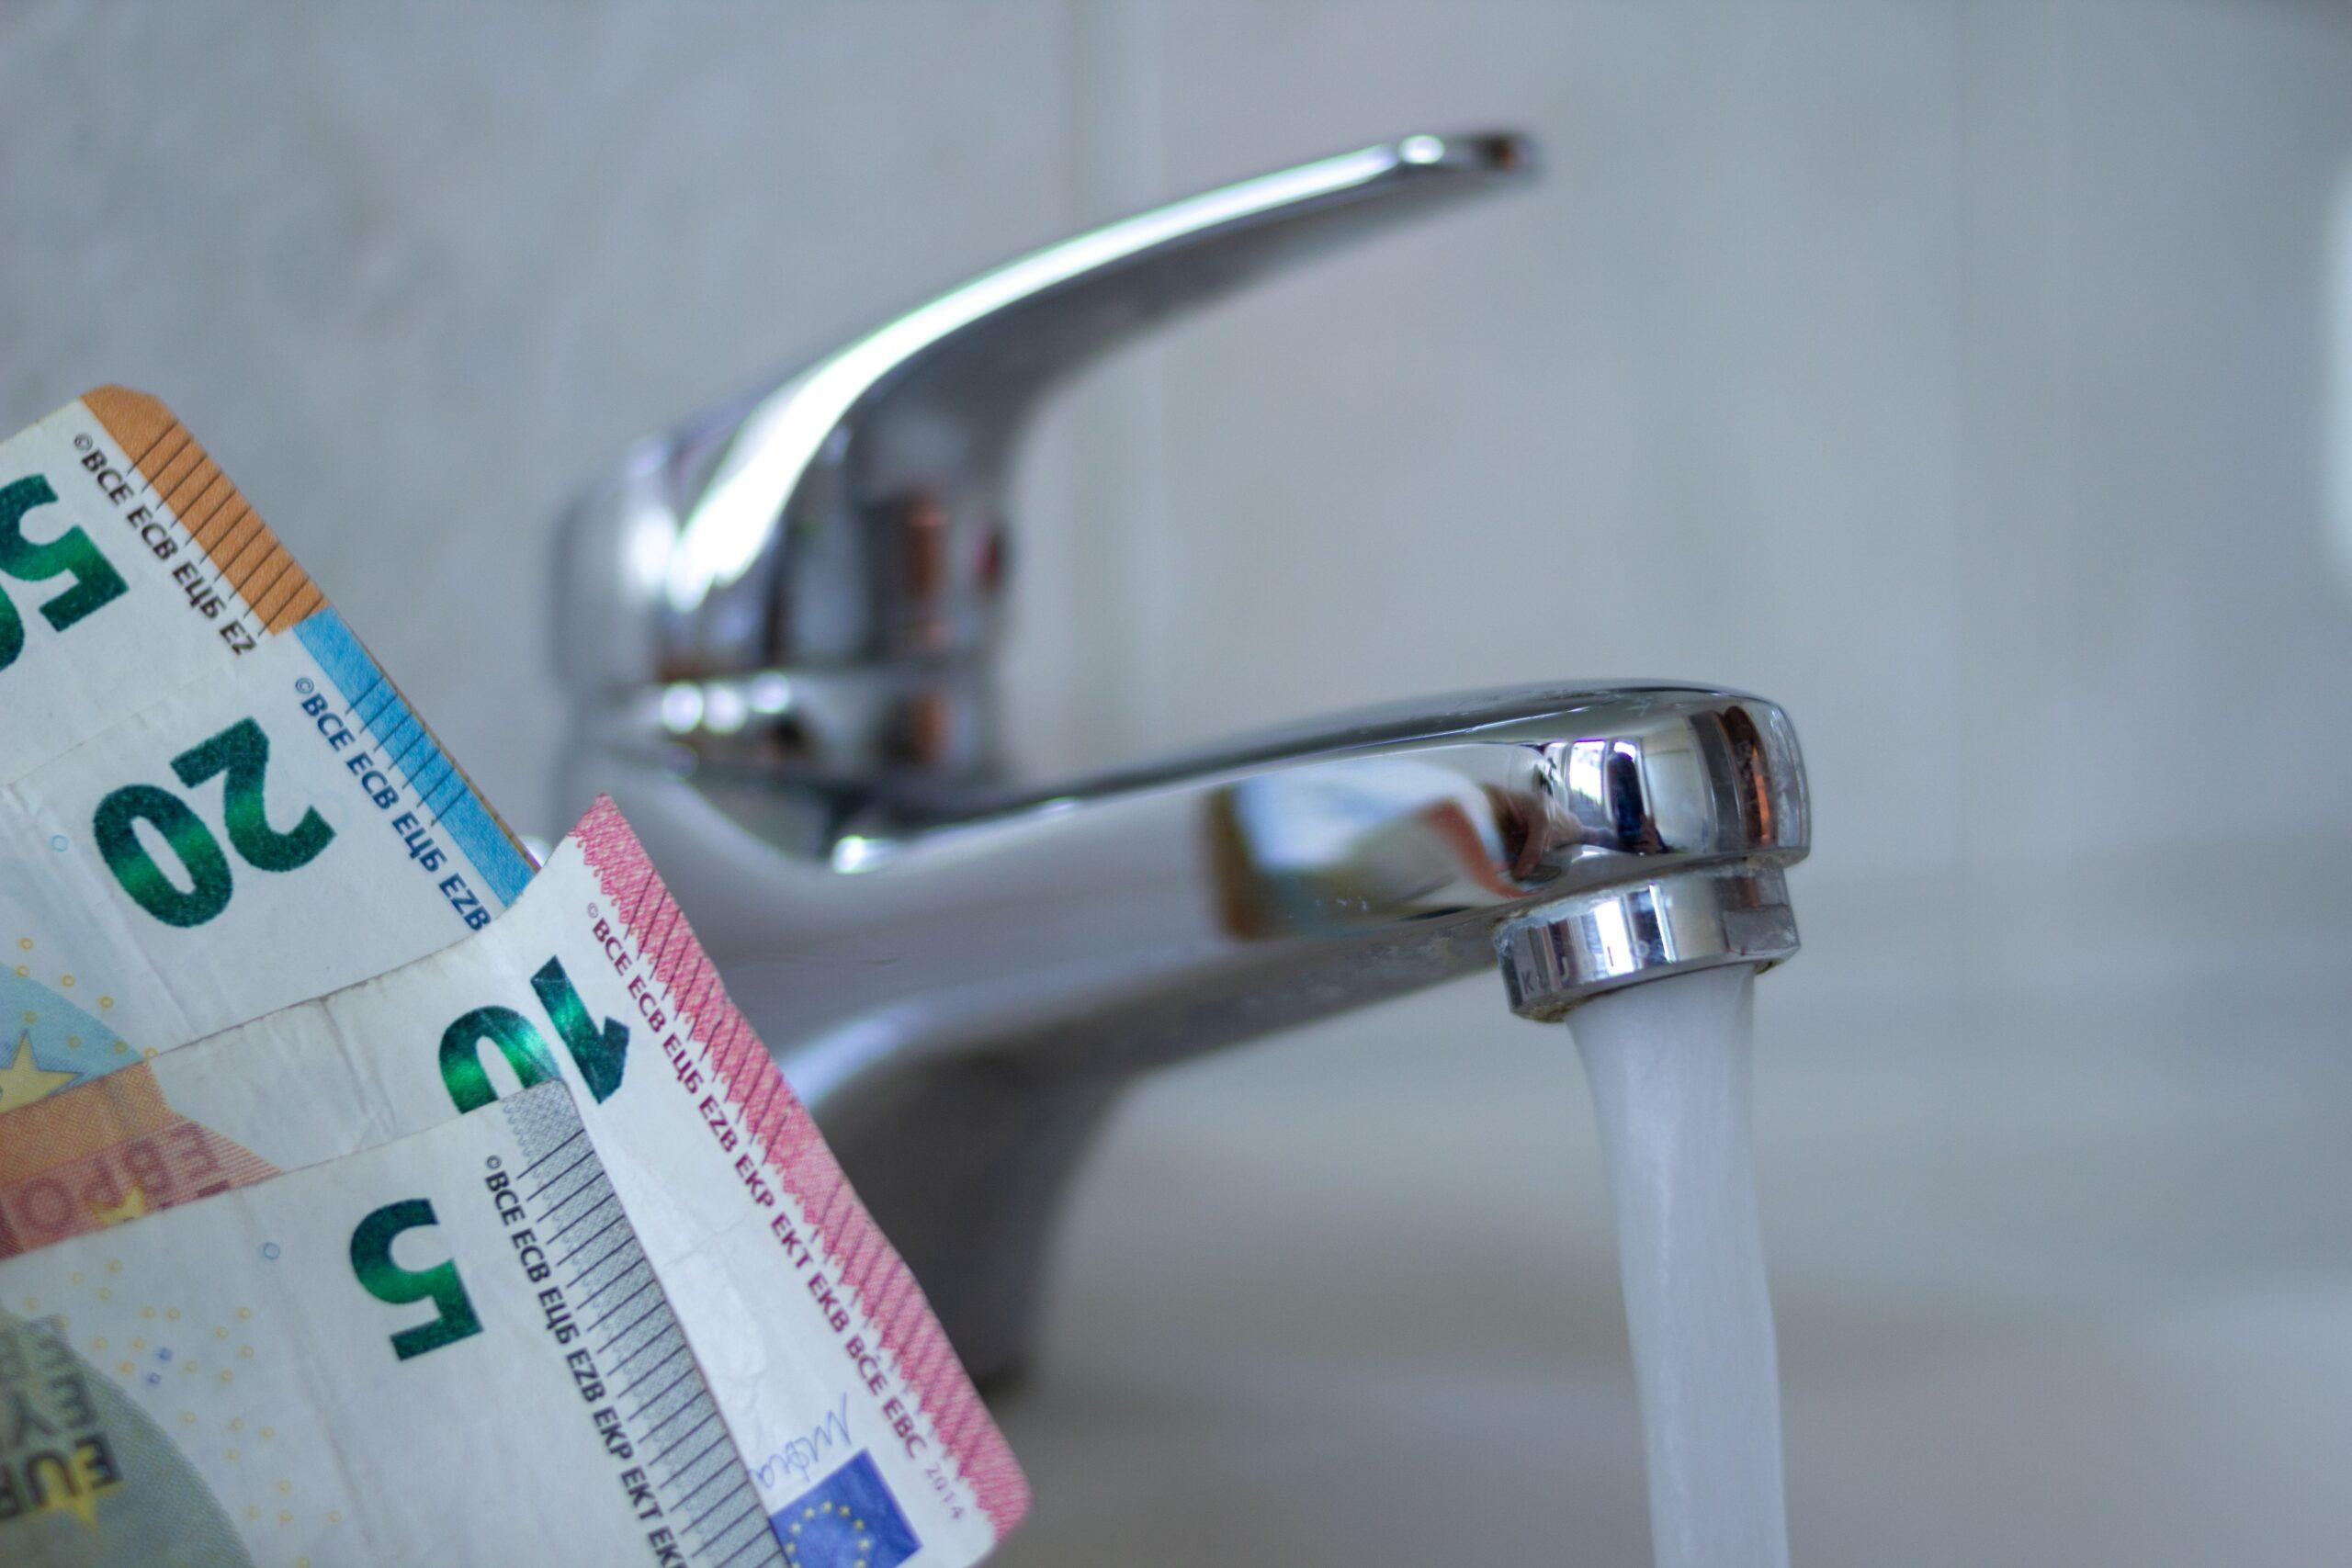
{"left": 291, "top": 608, "right": 533, "bottom": 905}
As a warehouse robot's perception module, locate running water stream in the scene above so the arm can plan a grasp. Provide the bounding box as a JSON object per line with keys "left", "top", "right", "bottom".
{"left": 1570, "top": 964, "right": 1790, "bottom": 1568}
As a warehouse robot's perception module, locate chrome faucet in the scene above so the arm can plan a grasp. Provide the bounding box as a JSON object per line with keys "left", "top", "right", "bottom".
{"left": 554, "top": 131, "right": 1809, "bottom": 1384}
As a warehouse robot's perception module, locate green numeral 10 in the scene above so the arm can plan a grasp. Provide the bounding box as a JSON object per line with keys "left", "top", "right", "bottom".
{"left": 349, "top": 1199, "right": 481, "bottom": 1361}
{"left": 93, "top": 716, "right": 337, "bottom": 928}
{"left": 440, "top": 957, "right": 631, "bottom": 1111}
{"left": 0, "top": 474, "right": 130, "bottom": 671}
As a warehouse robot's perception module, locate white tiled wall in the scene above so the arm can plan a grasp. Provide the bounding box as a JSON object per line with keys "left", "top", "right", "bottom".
{"left": 8, "top": 4, "right": 2352, "bottom": 1562}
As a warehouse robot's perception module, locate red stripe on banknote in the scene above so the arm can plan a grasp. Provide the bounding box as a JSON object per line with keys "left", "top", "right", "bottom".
{"left": 570, "top": 795, "right": 1031, "bottom": 1540}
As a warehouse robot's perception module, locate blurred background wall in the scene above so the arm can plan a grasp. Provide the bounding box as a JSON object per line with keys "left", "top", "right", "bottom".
{"left": 7, "top": 4, "right": 2352, "bottom": 1563}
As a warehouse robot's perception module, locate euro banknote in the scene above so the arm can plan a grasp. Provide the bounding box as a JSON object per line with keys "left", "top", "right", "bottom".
{"left": 0, "top": 602, "right": 534, "bottom": 1112}
{"left": 0, "top": 796, "right": 1027, "bottom": 1564}
{"left": 0, "top": 389, "right": 327, "bottom": 784}
{"left": 0, "top": 1078, "right": 787, "bottom": 1566}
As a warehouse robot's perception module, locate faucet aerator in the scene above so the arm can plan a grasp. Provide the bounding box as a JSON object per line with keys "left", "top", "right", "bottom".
{"left": 1495, "top": 863, "right": 1801, "bottom": 1024}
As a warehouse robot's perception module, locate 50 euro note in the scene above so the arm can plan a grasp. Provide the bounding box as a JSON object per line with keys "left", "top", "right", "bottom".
{"left": 0, "top": 598, "right": 534, "bottom": 1112}
{"left": 0, "top": 389, "right": 330, "bottom": 784}
{"left": 0, "top": 1078, "right": 791, "bottom": 1567}
{"left": 0, "top": 797, "right": 1028, "bottom": 1565}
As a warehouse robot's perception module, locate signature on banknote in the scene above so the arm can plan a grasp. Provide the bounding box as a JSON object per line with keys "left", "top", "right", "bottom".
{"left": 754, "top": 1392, "right": 855, "bottom": 1495}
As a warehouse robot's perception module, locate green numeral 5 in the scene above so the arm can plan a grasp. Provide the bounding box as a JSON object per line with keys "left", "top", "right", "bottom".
{"left": 0, "top": 474, "right": 130, "bottom": 671}
{"left": 93, "top": 716, "right": 337, "bottom": 928}
{"left": 349, "top": 1199, "right": 481, "bottom": 1361}
{"left": 440, "top": 957, "right": 630, "bottom": 1112}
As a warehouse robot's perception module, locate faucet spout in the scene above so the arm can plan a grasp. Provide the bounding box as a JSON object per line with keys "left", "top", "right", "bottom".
{"left": 567, "top": 682, "right": 1805, "bottom": 1380}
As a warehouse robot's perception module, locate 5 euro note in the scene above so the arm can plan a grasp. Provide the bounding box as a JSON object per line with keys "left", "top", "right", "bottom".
{"left": 0, "top": 1079, "right": 790, "bottom": 1567}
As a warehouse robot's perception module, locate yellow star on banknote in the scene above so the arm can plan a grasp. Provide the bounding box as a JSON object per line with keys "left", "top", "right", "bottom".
{"left": 86, "top": 1184, "right": 149, "bottom": 1229}
{"left": 0, "top": 1030, "right": 75, "bottom": 1109}
{"left": 34, "top": 1440, "right": 117, "bottom": 1529}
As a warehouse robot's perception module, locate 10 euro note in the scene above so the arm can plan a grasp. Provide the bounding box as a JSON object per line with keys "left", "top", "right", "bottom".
{"left": 0, "top": 1078, "right": 787, "bottom": 1567}
{"left": 0, "top": 601, "right": 533, "bottom": 1111}
{"left": 0, "top": 796, "right": 1028, "bottom": 1565}
{"left": 0, "top": 389, "right": 330, "bottom": 784}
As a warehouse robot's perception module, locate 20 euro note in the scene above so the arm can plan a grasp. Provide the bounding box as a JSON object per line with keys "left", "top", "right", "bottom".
{"left": 0, "top": 796, "right": 1028, "bottom": 1564}
{"left": 0, "top": 1077, "right": 789, "bottom": 1567}
{"left": 0, "top": 602, "right": 534, "bottom": 1111}
{"left": 0, "top": 389, "right": 329, "bottom": 784}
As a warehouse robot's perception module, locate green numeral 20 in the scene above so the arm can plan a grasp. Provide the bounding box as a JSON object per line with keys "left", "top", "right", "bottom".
{"left": 349, "top": 1199, "right": 481, "bottom": 1362}
{"left": 93, "top": 716, "right": 337, "bottom": 928}
{"left": 0, "top": 474, "right": 129, "bottom": 671}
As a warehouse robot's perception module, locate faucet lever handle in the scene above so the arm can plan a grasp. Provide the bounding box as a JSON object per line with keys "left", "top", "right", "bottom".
{"left": 834, "top": 129, "right": 1537, "bottom": 502}
{"left": 561, "top": 131, "right": 1536, "bottom": 731}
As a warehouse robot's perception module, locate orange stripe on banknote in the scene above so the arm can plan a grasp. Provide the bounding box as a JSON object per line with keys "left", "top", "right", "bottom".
{"left": 81, "top": 385, "right": 322, "bottom": 635}
{"left": 0, "top": 1064, "right": 177, "bottom": 1186}
{"left": 0, "top": 1068, "right": 278, "bottom": 1257}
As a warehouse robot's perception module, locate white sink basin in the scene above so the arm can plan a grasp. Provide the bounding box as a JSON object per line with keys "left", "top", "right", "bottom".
{"left": 986, "top": 970, "right": 2352, "bottom": 1563}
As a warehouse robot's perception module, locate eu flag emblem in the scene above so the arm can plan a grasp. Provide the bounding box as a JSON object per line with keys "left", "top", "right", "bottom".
{"left": 773, "top": 1450, "right": 922, "bottom": 1568}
